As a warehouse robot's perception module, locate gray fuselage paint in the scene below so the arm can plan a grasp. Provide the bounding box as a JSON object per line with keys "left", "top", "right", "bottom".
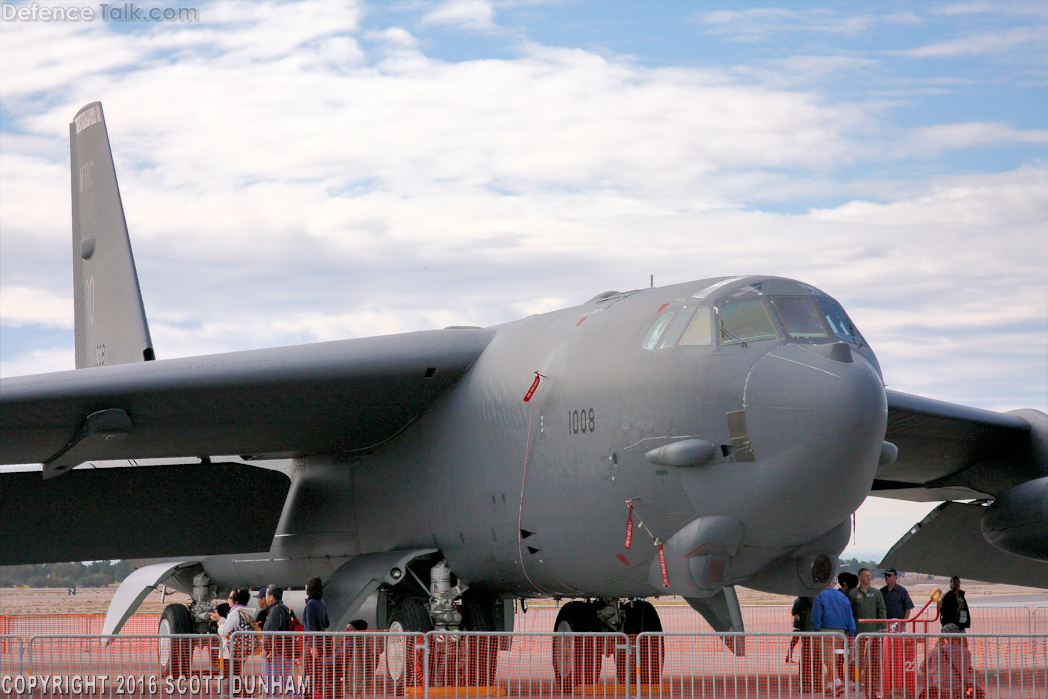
{"left": 201, "top": 276, "right": 887, "bottom": 601}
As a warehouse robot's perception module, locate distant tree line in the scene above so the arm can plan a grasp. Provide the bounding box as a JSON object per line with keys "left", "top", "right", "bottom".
{"left": 837, "top": 558, "right": 884, "bottom": 574}
{"left": 0, "top": 561, "right": 134, "bottom": 589}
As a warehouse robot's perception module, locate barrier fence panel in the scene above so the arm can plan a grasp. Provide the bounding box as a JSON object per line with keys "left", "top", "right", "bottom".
{"left": 854, "top": 633, "right": 1048, "bottom": 699}
{"left": 512, "top": 606, "right": 795, "bottom": 635}
{"left": 0, "top": 614, "right": 162, "bottom": 640}
{"left": 228, "top": 631, "right": 632, "bottom": 699}
{"left": 2, "top": 606, "right": 1044, "bottom": 638}
{"left": 967, "top": 607, "right": 1033, "bottom": 634}
{"left": 1035, "top": 607, "right": 1048, "bottom": 634}
{"left": 636, "top": 632, "right": 851, "bottom": 699}
{"left": 228, "top": 630, "right": 428, "bottom": 699}
{"left": 25, "top": 634, "right": 222, "bottom": 698}
{"left": 1, "top": 635, "right": 24, "bottom": 695}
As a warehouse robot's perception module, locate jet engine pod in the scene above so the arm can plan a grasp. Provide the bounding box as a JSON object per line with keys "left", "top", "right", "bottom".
{"left": 648, "top": 515, "right": 744, "bottom": 597}
{"left": 744, "top": 519, "right": 849, "bottom": 596}
{"left": 982, "top": 477, "right": 1048, "bottom": 560}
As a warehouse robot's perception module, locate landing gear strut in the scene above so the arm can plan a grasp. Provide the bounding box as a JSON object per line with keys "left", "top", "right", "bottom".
{"left": 384, "top": 560, "right": 502, "bottom": 690}
{"left": 551, "top": 599, "right": 664, "bottom": 690}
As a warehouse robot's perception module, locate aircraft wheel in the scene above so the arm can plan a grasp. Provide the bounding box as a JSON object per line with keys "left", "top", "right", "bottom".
{"left": 552, "top": 601, "right": 600, "bottom": 691}
{"left": 460, "top": 595, "right": 499, "bottom": 687}
{"left": 158, "top": 603, "right": 194, "bottom": 678}
{"left": 384, "top": 599, "right": 433, "bottom": 694}
{"left": 615, "top": 600, "right": 664, "bottom": 686}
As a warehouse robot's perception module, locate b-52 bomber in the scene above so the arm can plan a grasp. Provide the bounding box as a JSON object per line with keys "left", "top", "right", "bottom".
{"left": 1, "top": 103, "right": 1046, "bottom": 681}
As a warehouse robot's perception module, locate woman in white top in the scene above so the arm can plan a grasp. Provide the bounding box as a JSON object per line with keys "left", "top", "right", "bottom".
{"left": 210, "top": 588, "right": 254, "bottom": 678}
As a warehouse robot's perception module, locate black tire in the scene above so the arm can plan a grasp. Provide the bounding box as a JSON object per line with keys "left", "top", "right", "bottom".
{"left": 384, "top": 599, "right": 433, "bottom": 695}
{"left": 552, "top": 601, "right": 601, "bottom": 690}
{"left": 460, "top": 595, "right": 499, "bottom": 687}
{"left": 158, "top": 603, "right": 194, "bottom": 679}
{"left": 615, "top": 600, "right": 664, "bottom": 686}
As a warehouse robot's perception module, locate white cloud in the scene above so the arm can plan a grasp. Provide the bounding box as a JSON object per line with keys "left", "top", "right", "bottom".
{"left": 892, "top": 26, "right": 1047, "bottom": 58}
{"left": 0, "top": 286, "right": 73, "bottom": 328}
{"left": 903, "top": 122, "right": 1048, "bottom": 153}
{"left": 420, "top": 0, "right": 498, "bottom": 33}
{"left": 0, "top": 347, "right": 73, "bottom": 377}
{"left": 699, "top": 6, "right": 920, "bottom": 41}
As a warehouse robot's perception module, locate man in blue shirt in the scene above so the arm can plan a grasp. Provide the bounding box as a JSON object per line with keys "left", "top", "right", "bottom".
{"left": 812, "top": 582, "right": 855, "bottom": 695}
{"left": 880, "top": 568, "right": 914, "bottom": 632}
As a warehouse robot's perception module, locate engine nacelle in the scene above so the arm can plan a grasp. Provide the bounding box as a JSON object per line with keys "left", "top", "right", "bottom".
{"left": 982, "top": 477, "right": 1048, "bottom": 560}
{"left": 744, "top": 519, "right": 849, "bottom": 596}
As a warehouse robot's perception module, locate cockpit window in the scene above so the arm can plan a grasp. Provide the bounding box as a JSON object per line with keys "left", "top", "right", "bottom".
{"left": 680, "top": 307, "right": 712, "bottom": 346}
{"left": 641, "top": 312, "right": 675, "bottom": 350}
{"left": 817, "top": 298, "right": 865, "bottom": 345}
{"left": 719, "top": 300, "right": 778, "bottom": 345}
{"left": 658, "top": 310, "right": 692, "bottom": 349}
{"left": 771, "top": 297, "right": 829, "bottom": 338}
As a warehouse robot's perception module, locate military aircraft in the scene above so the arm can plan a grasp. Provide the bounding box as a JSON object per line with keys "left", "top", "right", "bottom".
{"left": 1, "top": 103, "right": 1045, "bottom": 681}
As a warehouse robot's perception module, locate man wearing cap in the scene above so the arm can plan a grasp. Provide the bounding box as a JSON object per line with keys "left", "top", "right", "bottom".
{"left": 880, "top": 569, "right": 914, "bottom": 632}
{"left": 254, "top": 588, "right": 272, "bottom": 628}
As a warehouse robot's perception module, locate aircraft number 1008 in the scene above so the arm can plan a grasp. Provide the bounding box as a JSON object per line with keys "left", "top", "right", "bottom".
{"left": 569, "top": 408, "right": 595, "bottom": 434}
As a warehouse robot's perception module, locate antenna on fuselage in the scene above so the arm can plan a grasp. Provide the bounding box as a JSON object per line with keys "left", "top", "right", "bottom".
{"left": 650, "top": 275, "right": 653, "bottom": 288}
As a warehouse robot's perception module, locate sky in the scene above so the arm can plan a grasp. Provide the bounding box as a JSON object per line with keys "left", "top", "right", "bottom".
{"left": 1, "top": 0, "right": 1046, "bottom": 561}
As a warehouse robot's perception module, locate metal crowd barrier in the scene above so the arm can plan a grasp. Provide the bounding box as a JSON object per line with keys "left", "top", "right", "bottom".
{"left": 1036, "top": 607, "right": 1048, "bottom": 634}
{"left": 0, "top": 613, "right": 162, "bottom": 639}
{"left": 20, "top": 633, "right": 221, "bottom": 697}
{"left": 0, "top": 605, "right": 1040, "bottom": 640}
{"left": 4, "top": 629, "right": 1047, "bottom": 698}
{"left": 853, "top": 632, "right": 1048, "bottom": 699}
{"left": 1, "top": 635, "right": 24, "bottom": 695}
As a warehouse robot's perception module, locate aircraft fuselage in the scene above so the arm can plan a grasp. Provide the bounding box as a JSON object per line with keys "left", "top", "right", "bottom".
{"left": 197, "top": 275, "right": 887, "bottom": 600}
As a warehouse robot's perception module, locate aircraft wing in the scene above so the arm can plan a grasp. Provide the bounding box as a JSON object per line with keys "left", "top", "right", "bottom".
{"left": 870, "top": 390, "right": 1038, "bottom": 502}
{"left": 880, "top": 501, "right": 1048, "bottom": 586}
{"left": 0, "top": 328, "right": 494, "bottom": 476}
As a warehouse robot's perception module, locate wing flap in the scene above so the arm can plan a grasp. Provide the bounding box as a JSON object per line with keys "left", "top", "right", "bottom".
{"left": 880, "top": 502, "right": 1048, "bottom": 587}
{"left": 0, "top": 328, "right": 494, "bottom": 468}
{"left": 0, "top": 462, "right": 289, "bottom": 565}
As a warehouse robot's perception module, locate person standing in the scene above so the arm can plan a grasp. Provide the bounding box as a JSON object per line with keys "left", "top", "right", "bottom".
{"left": 940, "top": 576, "right": 971, "bottom": 632}
{"left": 880, "top": 568, "right": 914, "bottom": 632}
{"left": 790, "top": 597, "right": 819, "bottom": 692}
{"left": 262, "top": 585, "right": 300, "bottom": 699}
{"left": 850, "top": 568, "right": 887, "bottom": 696}
{"left": 210, "top": 589, "right": 254, "bottom": 685}
{"left": 813, "top": 584, "right": 856, "bottom": 696}
{"left": 303, "top": 577, "right": 331, "bottom": 699}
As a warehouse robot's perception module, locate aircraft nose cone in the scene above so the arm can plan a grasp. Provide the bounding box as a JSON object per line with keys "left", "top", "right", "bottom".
{"left": 740, "top": 342, "right": 887, "bottom": 544}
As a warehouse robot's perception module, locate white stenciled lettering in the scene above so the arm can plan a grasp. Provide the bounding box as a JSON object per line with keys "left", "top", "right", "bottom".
{"left": 79, "top": 161, "right": 93, "bottom": 192}
{"left": 86, "top": 275, "right": 95, "bottom": 327}
{"left": 75, "top": 105, "right": 102, "bottom": 134}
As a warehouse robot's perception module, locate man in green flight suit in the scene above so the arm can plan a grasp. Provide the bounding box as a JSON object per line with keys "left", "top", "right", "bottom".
{"left": 849, "top": 568, "right": 887, "bottom": 698}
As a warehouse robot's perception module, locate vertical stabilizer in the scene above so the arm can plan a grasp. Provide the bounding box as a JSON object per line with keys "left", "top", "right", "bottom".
{"left": 70, "top": 102, "right": 154, "bottom": 369}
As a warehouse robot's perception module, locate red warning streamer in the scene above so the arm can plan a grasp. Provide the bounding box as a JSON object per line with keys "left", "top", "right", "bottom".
{"left": 624, "top": 502, "right": 634, "bottom": 549}
{"left": 523, "top": 374, "right": 541, "bottom": 402}
{"left": 657, "top": 541, "right": 669, "bottom": 588}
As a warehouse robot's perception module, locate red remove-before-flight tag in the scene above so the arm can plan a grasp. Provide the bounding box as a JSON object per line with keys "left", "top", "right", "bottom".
{"left": 624, "top": 503, "right": 634, "bottom": 549}
{"left": 523, "top": 374, "right": 541, "bottom": 402}
{"left": 658, "top": 543, "right": 669, "bottom": 588}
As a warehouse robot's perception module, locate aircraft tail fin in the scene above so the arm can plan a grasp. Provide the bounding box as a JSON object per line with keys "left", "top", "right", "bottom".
{"left": 70, "top": 102, "right": 154, "bottom": 369}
